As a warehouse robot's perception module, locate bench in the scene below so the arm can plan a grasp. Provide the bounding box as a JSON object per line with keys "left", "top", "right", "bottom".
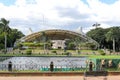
{"left": 83, "top": 71, "right": 108, "bottom": 80}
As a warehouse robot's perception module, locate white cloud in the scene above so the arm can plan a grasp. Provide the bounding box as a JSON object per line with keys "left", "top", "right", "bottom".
{"left": 87, "top": 0, "right": 120, "bottom": 22}
{"left": 0, "top": 0, "right": 120, "bottom": 35}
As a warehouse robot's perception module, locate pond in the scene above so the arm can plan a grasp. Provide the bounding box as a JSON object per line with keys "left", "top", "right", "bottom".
{"left": 0, "top": 56, "right": 87, "bottom": 71}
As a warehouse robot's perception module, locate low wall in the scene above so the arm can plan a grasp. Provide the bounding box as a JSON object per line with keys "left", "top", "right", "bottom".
{"left": 0, "top": 72, "right": 83, "bottom": 76}
{"left": 0, "top": 72, "right": 119, "bottom": 76}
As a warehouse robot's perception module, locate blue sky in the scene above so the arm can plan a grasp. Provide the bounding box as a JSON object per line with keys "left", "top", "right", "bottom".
{"left": 100, "top": 0, "right": 118, "bottom": 4}
{"left": 0, "top": 0, "right": 118, "bottom": 6}
{"left": 0, "top": 0, "right": 16, "bottom": 6}
{"left": 0, "top": 0, "right": 120, "bottom": 35}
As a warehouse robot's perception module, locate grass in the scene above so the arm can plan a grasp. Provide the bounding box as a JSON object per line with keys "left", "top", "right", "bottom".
{"left": 88, "top": 55, "right": 120, "bottom": 59}
{"left": 0, "top": 53, "right": 120, "bottom": 59}
{"left": 0, "top": 49, "right": 120, "bottom": 59}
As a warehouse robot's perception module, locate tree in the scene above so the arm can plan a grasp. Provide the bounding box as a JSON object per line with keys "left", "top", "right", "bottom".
{"left": 0, "top": 19, "right": 24, "bottom": 51}
{"left": 87, "top": 27, "right": 120, "bottom": 52}
{"left": 8, "top": 29, "right": 24, "bottom": 47}
{"left": 74, "top": 37, "right": 82, "bottom": 50}
{"left": 69, "top": 43, "right": 75, "bottom": 50}
{"left": 105, "top": 27, "right": 120, "bottom": 53}
{"left": 0, "top": 18, "right": 11, "bottom": 53}
{"left": 87, "top": 28, "right": 107, "bottom": 49}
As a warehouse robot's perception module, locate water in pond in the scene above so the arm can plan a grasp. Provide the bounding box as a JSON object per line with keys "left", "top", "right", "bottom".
{"left": 0, "top": 56, "right": 87, "bottom": 71}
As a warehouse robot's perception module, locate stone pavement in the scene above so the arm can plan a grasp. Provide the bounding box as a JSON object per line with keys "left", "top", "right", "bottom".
{"left": 0, "top": 76, "right": 120, "bottom": 80}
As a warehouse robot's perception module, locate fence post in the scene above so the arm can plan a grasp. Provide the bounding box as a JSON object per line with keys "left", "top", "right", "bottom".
{"left": 8, "top": 61, "right": 12, "bottom": 71}
{"left": 89, "top": 61, "right": 93, "bottom": 71}
{"left": 50, "top": 61, "right": 54, "bottom": 72}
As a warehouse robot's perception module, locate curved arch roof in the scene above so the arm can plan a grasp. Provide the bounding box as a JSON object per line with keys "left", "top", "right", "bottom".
{"left": 19, "top": 29, "right": 99, "bottom": 46}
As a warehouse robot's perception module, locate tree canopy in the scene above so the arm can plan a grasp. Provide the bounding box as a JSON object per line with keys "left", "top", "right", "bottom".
{"left": 87, "top": 27, "right": 120, "bottom": 51}
{"left": 0, "top": 18, "right": 24, "bottom": 50}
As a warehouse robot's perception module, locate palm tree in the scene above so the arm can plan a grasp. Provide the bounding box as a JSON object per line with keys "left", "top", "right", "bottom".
{"left": 105, "top": 28, "right": 118, "bottom": 54}
{"left": 0, "top": 18, "right": 11, "bottom": 53}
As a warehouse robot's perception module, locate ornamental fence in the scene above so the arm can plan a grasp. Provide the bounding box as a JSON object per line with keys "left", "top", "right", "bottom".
{"left": 0, "top": 64, "right": 87, "bottom": 71}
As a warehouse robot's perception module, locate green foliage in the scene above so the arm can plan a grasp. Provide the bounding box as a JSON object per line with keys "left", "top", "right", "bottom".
{"left": 64, "top": 37, "right": 82, "bottom": 50}
{"left": 0, "top": 44, "right": 4, "bottom": 50}
{"left": 21, "top": 42, "right": 44, "bottom": 47}
{"left": 98, "top": 50, "right": 106, "bottom": 55}
{"left": 51, "top": 50, "right": 57, "bottom": 55}
{"left": 0, "top": 18, "right": 11, "bottom": 53}
{"left": 86, "top": 43, "right": 96, "bottom": 50}
{"left": 87, "top": 27, "right": 120, "bottom": 51}
{"left": 80, "top": 42, "right": 96, "bottom": 50}
{"left": 0, "top": 49, "right": 5, "bottom": 53}
{"left": 100, "top": 52, "right": 106, "bottom": 55}
{"left": 26, "top": 49, "right": 32, "bottom": 55}
{"left": 9, "top": 29, "right": 24, "bottom": 46}
{"left": 77, "top": 50, "right": 81, "bottom": 54}
{"left": 62, "top": 52, "right": 71, "bottom": 56}
{"left": 62, "top": 52, "right": 68, "bottom": 55}
{"left": 52, "top": 50, "right": 56, "bottom": 53}
{"left": 106, "top": 27, "right": 120, "bottom": 41}
{"left": 105, "top": 27, "right": 120, "bottom": 52}
{"left": 16, "top": 43, "right": 23, "bottom": 49}
{"left": 17, "top": 42, "right": 52, "bottom": 50}
{"left": 67, "top": 42, "right": 75, "bottom": 50}
{"left": 24, "top": 42, "right": 46, "bottom": 46}
{"left": 0, "top": 18, "right": 24, "bottom": 49}
{"left": 41, "top": 31, "right": 47, "bottom": 42}
{"left": 87, "top": 28, "right": 107, "bottom": 48}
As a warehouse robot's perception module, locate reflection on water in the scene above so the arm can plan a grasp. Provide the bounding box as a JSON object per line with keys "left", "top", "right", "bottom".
{"left": 0, "top": 57, "right": 87, "bottom": 70}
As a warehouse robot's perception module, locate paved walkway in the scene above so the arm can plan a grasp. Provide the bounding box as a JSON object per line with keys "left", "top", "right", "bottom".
{"left": 0, "top": 76, "right": 120, "bottom": 80}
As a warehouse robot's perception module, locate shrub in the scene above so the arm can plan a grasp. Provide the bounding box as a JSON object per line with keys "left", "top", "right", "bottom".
{"left": 26, "top": 49, "right": 32, "bottom": 55}
{"left": 77, "top": 50, "right": 81, "bottom": 54}
{"left": 67, "top": 43, "right": 75, "bottom": 50}
{"left": 98, "top": 50, "right": 106, "bottom": 55}
{"left": 63, "top": 52, "right": 71, "bottom": 56}
{"left": 51, "top": 50, "right": 57, "bottom": 55}
{"left": 0, "top": 44, "right": 4, "bottom": 50}
{"left": 62, "top": 52, "right": 68, "bottom": 55}
{"left": 51, "top": 50, "right": 56, "bottom": 53}
{"left": 1, "top": 49, "right": 5, "bottom": 53}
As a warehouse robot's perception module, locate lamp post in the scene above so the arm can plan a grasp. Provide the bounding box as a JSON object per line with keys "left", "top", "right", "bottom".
{"left": 92, "top": 22, "right": 100, "bottom": 28}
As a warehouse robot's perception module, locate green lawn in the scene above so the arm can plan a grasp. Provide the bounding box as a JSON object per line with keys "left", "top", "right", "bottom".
{"left": 88, "top": 55, "right": 120, "bottom": 59}
{"left": 0, "top": 53, "right": 120, "bottom": 59}
{"left": 0, "top": 49, "right": 120, "bottom": 59}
